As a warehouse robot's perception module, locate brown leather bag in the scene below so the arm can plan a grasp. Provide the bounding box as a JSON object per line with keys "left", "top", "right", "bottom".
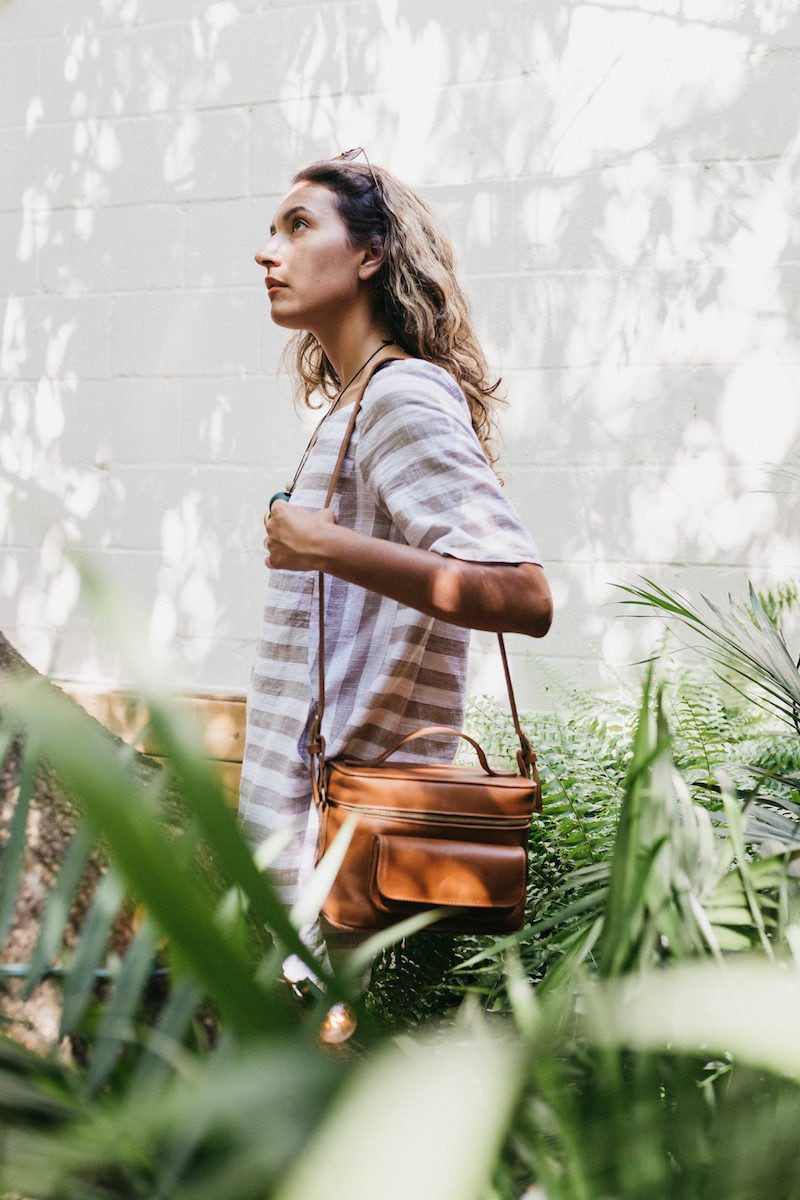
{"left": 309, "top": 364, "right": 541, "bottom": 933}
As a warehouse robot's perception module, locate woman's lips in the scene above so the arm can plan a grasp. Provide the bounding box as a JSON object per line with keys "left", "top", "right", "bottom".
{"left": 266, "top": 277, "right": 287, "bottom": 296}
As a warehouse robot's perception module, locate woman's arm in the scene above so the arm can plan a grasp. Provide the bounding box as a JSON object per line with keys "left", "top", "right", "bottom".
{"left": 265, "top": 503, "right": 553, "bottom": 638}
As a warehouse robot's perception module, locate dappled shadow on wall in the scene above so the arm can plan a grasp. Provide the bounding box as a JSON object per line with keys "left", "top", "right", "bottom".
{"left": 1, "top": 0, "right": 799, "bottom": 684}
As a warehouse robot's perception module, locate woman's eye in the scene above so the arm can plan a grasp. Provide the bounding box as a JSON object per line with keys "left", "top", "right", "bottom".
{"left": 292, "top": 216, "right": 308, "bottom": 232}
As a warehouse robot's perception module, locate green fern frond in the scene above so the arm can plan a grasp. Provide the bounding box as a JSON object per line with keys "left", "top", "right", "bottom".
{"left": 755, "top": 578, "right": 800, "bottom": 629}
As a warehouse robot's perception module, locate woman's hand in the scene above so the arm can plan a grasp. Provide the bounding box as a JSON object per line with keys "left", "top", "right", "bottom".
{"left": 263, "top": 501, "right": 338, "bottom": 571}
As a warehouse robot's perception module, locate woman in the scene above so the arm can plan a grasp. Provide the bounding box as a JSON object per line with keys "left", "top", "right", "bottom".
{"left": 239, "top": 151, "right": 552, "bottom": 1006}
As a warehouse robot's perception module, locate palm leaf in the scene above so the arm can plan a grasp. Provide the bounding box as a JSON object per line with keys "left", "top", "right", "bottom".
{"left": 132, "top": 976, "right": 207, "bottom": 1093}
{"left": 84, "top": 916, "right": 161, "bottom": 1097}
{"left": 535, "top": 915, "right": 605, "bottom": 1001}
{"left": 289, "top": 814, "right": 357, "bottom": 931}
{"left": 60, "top": 867, "right": 128, "bottom": 1039}
{"left": 3, "top": 677, "right": 298, "bottom": 1039}
{"left": 140, "top": 694, "right": 334, "bottom": 994}
{"left": 274, "top": 1028, "right": 522, "bottom": 1200}
{"left": 597, "top": 675, "right": 671, "bottom": 975}
{"left": 0, "top": 1037, "right": 79, "bottom": 1125}
{"left": 718, "top": 781, "right": 772, "bottom": 955}
{"left": 584, "top": 958, "right": 800, "bottom": 1081}
{"left": 618, "top": 578, "right": 800, "bottom": 732}
{"left": 0, "top": 727, "right": 37, "bottom": 947}
{"left": 22, "top": 821, "right": 94, "bottom": 997}
{"left": 2, "top": 1037, "right": 342, "bottom": 1200}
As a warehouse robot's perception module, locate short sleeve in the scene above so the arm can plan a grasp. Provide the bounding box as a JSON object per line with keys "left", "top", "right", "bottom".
{"left": 355, "top": 361, "right": 541, "bottom": 565}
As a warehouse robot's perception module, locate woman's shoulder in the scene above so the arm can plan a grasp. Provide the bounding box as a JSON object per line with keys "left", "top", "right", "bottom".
{"left": 363, "top": 357, "right": 468, "bottom": 417}
{"left": 356, "top": 358, "right": 483, "bottom": 468}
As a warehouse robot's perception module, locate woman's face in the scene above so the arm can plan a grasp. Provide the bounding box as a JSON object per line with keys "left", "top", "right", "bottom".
{"left": 255, "top": 181, "right": 366, "bottom": 337}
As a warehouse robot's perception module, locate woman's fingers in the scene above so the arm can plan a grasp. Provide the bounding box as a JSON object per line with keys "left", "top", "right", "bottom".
{"left": 264, "top": 504, "right": 337, "bottom": 571}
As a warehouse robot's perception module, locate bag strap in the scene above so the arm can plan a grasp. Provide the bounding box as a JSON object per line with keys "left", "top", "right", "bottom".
{"left": 308, "top": 360, "right": 537, "bottom": 798}
{"left": 309, "top": 370, "right": 377, "bottom": 774}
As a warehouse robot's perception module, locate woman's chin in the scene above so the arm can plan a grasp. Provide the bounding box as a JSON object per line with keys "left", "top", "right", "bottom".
{"left": 268, "top": 307, "right": 308, "bottom": 333}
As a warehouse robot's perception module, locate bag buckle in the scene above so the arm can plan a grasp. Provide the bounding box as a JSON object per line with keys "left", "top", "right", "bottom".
{"left": 308, "top": 711, "right": 328, "bottom": 808}
{"left": 311, "top": 752, "right": 328, "bottom": 809}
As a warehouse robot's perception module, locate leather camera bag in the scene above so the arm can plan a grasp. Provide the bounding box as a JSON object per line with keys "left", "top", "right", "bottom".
{"left": 309, "top": 363, "right": 541, "bottom": 934}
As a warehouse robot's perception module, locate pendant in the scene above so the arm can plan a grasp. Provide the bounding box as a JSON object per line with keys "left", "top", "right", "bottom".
{"left": 268, "top": 489, "right": 292, "bottom": 512}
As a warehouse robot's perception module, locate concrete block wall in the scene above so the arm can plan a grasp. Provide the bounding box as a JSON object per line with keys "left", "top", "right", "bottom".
{"left": 1, "top": 0, "right": 799, "bottom": 708}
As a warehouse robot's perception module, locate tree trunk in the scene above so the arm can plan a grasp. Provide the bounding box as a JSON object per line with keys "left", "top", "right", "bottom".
{"left": 0, "top": 631, "right": 162, "bottom": 1052}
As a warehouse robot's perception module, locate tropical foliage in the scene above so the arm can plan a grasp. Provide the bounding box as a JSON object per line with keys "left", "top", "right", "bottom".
{"left": 1, "top": 574, "right": 800, "bottom": 1198}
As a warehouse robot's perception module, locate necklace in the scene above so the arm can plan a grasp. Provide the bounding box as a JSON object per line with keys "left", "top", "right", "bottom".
{"left": 269, "top": 340, "right": 395, "bottom": 510}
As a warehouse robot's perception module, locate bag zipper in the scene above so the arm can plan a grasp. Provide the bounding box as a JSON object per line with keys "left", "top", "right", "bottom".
{"left": 325, "top": 798, "right": 531, "bottom": 829}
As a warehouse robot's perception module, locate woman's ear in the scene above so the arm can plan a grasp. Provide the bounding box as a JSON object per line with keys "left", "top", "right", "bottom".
{"left": 357, "top": 237, "right": 385, "bottom": 281}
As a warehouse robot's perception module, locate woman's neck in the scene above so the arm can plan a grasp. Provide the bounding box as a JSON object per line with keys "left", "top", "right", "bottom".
{"left": 317, "top": 310, "right": 395, "bottom": 393}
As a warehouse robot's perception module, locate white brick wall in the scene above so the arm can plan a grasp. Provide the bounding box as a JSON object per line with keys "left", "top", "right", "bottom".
{"left": 2, "top": 0, "right": 799, "bottom": 707}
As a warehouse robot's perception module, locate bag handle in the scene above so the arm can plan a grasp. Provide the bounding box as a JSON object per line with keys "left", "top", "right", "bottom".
{"left": 308, "top": 360, "right": 538, "bottom": 790}
{"left": 340, "top": 724, "right": 501, "bottom": 776}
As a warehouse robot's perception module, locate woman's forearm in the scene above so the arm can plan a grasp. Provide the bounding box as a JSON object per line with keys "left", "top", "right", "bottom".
{"left": 266, "top": 503, "right": 553, "bottom": 637}
{"left": 321, "top": 524, "right": 552, "bottom": 636}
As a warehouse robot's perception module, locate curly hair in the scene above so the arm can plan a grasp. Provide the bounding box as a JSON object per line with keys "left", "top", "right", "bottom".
{"left": 282, "top": 156, "right": 505, "bottom": 465}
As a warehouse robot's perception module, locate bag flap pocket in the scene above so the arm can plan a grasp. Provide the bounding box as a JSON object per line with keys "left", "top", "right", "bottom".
{"left": 372, "top": 835, "right": 526, "bottom": 911}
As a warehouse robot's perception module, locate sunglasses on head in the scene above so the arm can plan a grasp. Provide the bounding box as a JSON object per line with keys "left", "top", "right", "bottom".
{"left": 333, "top": 146, "right": 382, "bottom": 196}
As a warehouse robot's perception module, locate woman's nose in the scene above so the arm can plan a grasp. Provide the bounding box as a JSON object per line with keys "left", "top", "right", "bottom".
{"left": 255, "top": 237, "right": 279, "bottom": 269}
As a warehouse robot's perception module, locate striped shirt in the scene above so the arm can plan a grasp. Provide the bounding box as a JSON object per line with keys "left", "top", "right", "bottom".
{"left": 238, "top": 359, "right": 541, "bottom": 905}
